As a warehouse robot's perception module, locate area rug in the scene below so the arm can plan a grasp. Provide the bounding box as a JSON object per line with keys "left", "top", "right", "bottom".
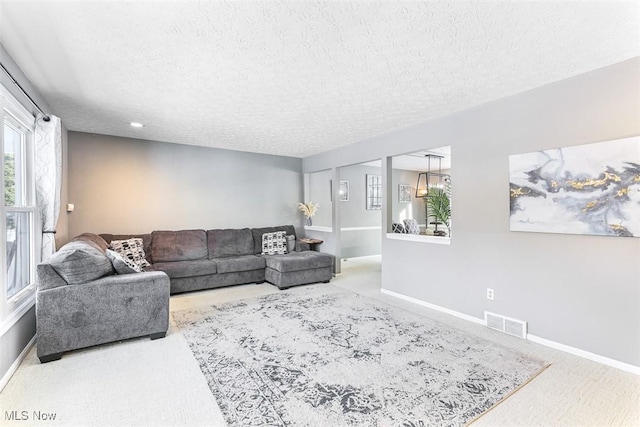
{"left": 173, "top": 285, "right": 548, "bottom": 426}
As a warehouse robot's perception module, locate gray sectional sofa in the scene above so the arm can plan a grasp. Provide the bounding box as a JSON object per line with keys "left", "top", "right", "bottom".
{"left": 100, "top": 225, "right": 333, "bottom": 293}
{"left": 36, "top": 225, "right": 333, "bottom": 362}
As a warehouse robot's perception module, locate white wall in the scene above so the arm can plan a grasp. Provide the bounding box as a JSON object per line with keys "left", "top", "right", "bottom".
{"left": 303, "top": 58, "right": 640, "bottom": 368}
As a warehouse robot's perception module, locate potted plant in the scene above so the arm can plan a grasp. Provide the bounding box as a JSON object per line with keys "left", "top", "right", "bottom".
{"left": 298, "top": 201, "right": 319, "bottom": 226}
{"left": 425, "top": 186, "right": 451, "bottom": 236}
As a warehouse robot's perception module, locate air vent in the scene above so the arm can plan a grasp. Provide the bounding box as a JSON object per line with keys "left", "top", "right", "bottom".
{"left": 484, "top": 311, "right": 527, "bottom": 339}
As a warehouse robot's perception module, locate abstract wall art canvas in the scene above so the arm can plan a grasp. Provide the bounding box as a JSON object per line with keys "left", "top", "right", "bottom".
{"left": 509, "top": 136, "right": 640, "bottom": 237}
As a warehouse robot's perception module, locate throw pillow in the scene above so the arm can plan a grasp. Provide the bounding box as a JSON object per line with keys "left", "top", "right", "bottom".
{"left": 48, "top": 240, "right": 114, "bottom": 285}
{"left": 403, "top": 219, "right": 420, "bottom": 235}
{"left": 106, "top": 249, "right": 142, "bottom": 274}
{"left": 110, "top": 238, "right": 151, "bottom": 269}
{"left": 392, "top": 222, "right": 406, "bottom": 234}
{"left": 286, "top": 235, "right": 296, "bottom": 253}
{"left": 261, "top": 231, "right": 288, "bottom": 255}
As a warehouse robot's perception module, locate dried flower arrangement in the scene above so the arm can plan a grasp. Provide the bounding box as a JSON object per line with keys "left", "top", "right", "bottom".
{"left": 298, "top": 202, "right": 319, "bottom": 218}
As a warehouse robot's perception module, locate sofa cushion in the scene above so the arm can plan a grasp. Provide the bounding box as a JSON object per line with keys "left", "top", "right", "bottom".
{"left": 263, "top": 251, "right": 333, "bottom": 273}
{"left": 152, "top": 260, "right": 217, "bottom": 279}
{"left": 261, "top": 231, "right": 288, "bottom": 255}
{"left": 106, "top": 249, "right": 141, "bottom": 274}
{"left": 214, "top": 255, "right": 266, "bottom": 274}
{"left": 109, "top": 238, "right": 151, "bottom": 269}
{"left": 152, "top": 230, "right": 207, "bottom": 262}
{"left": 207, "top": 228, "right": 254, "bottom": 258}
{"left": 251, "top": 225, "right": 296, "bottom": 254}
{"left": 48, "top": 240, "right": 115, "bottom": 285}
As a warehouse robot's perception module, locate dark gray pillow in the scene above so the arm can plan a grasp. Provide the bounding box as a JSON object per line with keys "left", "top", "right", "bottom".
{"left": 106, "top": 249, "right": 141, "bottom": 274}
{"left": 286, "top": 235, "right": 296, "bottom": 253}
{"left": 48, "top": 241, "right": 114, "bottom": 285}
{"left": 392, "top": 222, "right": 406, "bottom": 233}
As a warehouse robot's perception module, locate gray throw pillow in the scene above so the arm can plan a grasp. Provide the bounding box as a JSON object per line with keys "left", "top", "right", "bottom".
{"left": 106, "top": 249, "right": 141, "bottom": 274}
{"left": 286, "top": 235, "right": 296, "bottom": 253}
{"left": 48, "top": 241, "right": 114, "bottom": 285}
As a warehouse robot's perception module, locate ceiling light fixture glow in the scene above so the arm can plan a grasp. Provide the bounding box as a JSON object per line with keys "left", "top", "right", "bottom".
{"left": 129, "top": 122, "right": 144, "bottom": 128}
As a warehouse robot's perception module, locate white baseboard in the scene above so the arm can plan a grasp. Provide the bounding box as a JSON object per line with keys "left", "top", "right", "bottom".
{"left": 527, "top": 334, "right": 640, "bottom": 375}
{"left": 0, "top": 335, "right": 36, "bottom": 392}
{"left": 380, "top": 288, "right": 485, "bottom": 325}
{"left": 380, "top": 288, "right": 640, "bottom": 376}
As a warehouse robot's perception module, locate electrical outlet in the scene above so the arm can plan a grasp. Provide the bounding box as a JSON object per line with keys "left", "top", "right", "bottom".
{"left": 487, "top": 288, "right": 495, "bottom": 300}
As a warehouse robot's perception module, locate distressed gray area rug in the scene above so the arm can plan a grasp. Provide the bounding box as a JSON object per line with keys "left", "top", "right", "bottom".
{"left": 173, "top": 285, "right": 548, "bottom": 426}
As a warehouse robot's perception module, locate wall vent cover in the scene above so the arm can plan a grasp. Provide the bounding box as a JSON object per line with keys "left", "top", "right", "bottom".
{"left": 484, "top": 311, "right": 527, "bottom": 339}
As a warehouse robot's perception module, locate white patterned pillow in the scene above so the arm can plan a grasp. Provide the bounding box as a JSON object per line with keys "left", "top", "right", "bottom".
{"left": 110, "top": 238, "right": 151, "bottom": 269}
{"left": 106, "top": 249, "right": 141, "bottom": 274}
{"left": 403, "top": 219, "right": 420, "bottom": 235}
{"left": 261, "top": 231, "right": 288, "bottom": 255}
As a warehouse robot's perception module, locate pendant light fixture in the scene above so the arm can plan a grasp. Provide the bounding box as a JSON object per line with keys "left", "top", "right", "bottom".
{"left": 415, "top": 154, "right": 444, "bottom": 198}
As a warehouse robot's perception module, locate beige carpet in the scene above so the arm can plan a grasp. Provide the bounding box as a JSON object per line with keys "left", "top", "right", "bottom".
{"left": 0, "top": 256, "right": 638, "bottom": 426}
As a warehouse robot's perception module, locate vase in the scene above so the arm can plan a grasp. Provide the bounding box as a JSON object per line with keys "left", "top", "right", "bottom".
{"left": 306, "top": 217, "right": 312, "bottom": 226}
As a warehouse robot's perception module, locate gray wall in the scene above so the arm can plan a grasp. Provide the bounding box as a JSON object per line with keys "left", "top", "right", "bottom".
{"left": 0, "top": 307, "right": 35, "bottom": 380}
{"left": 338, "top": 165, "right": 382, "bottom": 258}
{"left": 305, "top": 169, "right": 332, "bottom": 227}
{"left": 390, "top": 168, "right": 425, "bottom": 228}
{"left": 67, "top": 132, "right": 303, "bottom": 237}
{"left": 303, "top": 57, "right": 640, "bottom": 367}
{"left": 339, "top": 165, "right": 382, "bottom": 228}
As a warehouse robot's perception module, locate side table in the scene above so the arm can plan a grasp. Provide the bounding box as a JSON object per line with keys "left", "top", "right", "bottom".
{"left": 297, "top": 238, "right": 324, "bottom": 251}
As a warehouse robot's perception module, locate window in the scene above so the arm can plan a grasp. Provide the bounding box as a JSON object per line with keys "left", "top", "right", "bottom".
{"left": 366, "top": 174, "right": 381, "bottom": 210}
{"left": 1, "top": 85, "right": 36, "bottom": 323}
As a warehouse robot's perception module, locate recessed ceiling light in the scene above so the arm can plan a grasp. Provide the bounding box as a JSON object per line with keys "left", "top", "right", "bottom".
{"left": 130, "top": 122, "right": 144, "bottom": 128}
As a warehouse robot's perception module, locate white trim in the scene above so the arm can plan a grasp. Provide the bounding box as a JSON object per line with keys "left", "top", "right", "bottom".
{"left": 304, "top": 226, "right": 332, "bottom": 232}
{"left": 381, "top": 288, "right": 640, "bottom": 375}
{"left": 1, "top": 85, "right": 36, "bottom": 128}
{"left": 0, "top": 334, "right": 36, "bottom": 392}
{"left": 527, "top": 333, "right": 640, "bottom": 375}
{"left": 341, "top": 226, "right": 381, "bottom": 231}
{"left": 0, "top": 292, "right": 35, "bottom": 337}
{"left": 380, "top": 288, "right": 485, "bottom": 325}
{"left": 386, "top": 233, "right": 451, "bottom": 245}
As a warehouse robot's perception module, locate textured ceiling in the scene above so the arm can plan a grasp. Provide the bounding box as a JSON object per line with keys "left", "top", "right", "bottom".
{"left": 0, "top": 1, "right": 638, "bottom": 158}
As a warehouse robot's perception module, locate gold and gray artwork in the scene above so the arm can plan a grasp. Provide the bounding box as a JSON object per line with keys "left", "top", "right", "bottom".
{"left": 509, "top": 136, "right": 639, "bottom": 237}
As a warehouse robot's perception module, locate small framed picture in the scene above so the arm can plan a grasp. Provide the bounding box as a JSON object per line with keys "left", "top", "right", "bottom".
{"left": 366, "top": 175, "right": 382, "bottom": 210}
{"left": 399, "top": 184, "right": 411, "bottom": 203}
{"left": 339, "top": 180, "right": 349, "bottom": 202}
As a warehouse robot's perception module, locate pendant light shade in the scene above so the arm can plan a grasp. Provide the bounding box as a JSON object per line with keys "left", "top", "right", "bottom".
{"left": 415, "top": 154, "right": 444, "bottom": 198}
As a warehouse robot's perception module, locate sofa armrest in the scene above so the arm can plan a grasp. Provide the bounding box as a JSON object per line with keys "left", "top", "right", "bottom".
{"left": 37, "top": 263, "right": 68, "bottom": 291}
{"left": 36, "top": 271, "right": 170, "bottom": 359}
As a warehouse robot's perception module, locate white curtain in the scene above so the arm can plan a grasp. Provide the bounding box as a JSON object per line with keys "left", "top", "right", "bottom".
{"left": 34, "top": 114, "right": 62, "bottom": 261}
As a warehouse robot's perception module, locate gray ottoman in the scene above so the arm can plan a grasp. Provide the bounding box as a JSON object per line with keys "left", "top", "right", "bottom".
{"left": 264, "top": 251, "right": 333, "bottom": 289}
